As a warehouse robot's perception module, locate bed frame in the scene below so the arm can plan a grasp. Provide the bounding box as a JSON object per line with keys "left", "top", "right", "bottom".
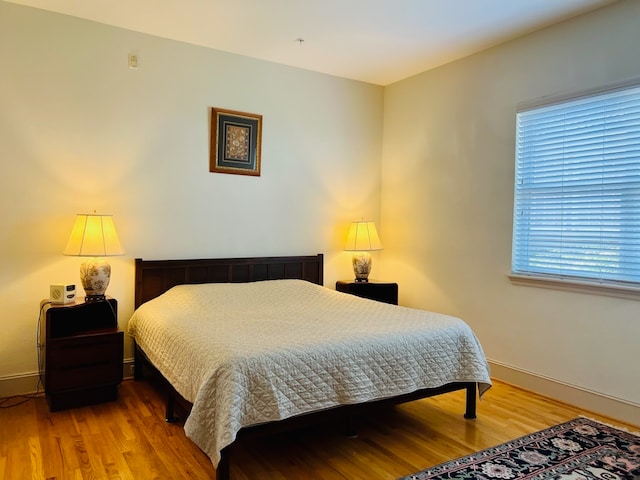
{"left": 132, "top": 254, "right": 478, "bottom": 480}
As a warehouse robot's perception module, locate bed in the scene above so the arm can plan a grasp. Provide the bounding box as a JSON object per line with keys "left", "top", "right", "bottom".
{"left": 128, "top": 254, "right": 492, "bottom": 480}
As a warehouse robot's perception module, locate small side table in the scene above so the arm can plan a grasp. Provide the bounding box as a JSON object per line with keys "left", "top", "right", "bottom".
{"left": 336, "top": 280, "right": 398, "bottom": 305}
{"left": 40, "top": 297, "right": 123, "bottom": 411}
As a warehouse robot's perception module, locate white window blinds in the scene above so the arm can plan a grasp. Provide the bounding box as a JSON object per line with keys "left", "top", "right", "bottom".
{"left": 512, "top": 83, "right": 640, "bottom": 285}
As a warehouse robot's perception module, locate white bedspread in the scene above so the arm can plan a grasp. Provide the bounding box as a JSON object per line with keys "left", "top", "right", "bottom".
{"left": 127, "top": 280, "right": 491, "bottom": 467}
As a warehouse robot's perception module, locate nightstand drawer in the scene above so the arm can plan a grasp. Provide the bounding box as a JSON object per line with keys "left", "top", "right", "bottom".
{"left": 46, "top": 331, "right": 123, "bottom": 391}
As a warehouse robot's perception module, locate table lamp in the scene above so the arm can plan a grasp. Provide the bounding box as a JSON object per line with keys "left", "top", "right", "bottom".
{"left": 344, "top": 220, "right": 383, "bottom": 282}
{"left": 63, "top": 213, "right": 125, "bottom": 301}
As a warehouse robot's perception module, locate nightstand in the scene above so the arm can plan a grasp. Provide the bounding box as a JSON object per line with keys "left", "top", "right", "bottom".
{"left": 40, "top": 297, "right": 123, "bottom": 411}
{"left": 336, "top": 280, "right": 398, "bottom": 305}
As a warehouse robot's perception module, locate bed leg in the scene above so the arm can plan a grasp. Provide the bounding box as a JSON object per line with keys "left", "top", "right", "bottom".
{"left": 216, "top": 447, "right": 231, "bottom": 480}
{"left": 464, "top": 382, "right": 477, "bottom": 419}
{"left": 133, "top": 345, "right": 143, "bottom": 381}
{"left": 344, "top": 415, "right": 358, "bottom": 438}
{"left": 165, "top": 391, "right": 178, "bottom": 423}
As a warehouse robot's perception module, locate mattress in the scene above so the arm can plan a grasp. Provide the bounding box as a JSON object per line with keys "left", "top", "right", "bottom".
{"left": 127, "top": 279, "right": 491, "bottom": 466}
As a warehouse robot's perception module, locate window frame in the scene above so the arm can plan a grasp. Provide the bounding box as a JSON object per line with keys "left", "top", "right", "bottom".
{"left": 509, "top": 78, "right": 640, "bottom": 299}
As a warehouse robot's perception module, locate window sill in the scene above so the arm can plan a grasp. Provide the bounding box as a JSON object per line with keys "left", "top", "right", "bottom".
{"left": 507, "top": 274, "right": 640, "bottom": 300}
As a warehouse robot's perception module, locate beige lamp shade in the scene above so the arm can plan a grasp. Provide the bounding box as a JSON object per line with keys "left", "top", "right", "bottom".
{"left": 64, "top": 213, "right": 125, "bottom": 300}
{"left": 344, "top": 221, "right": 382, "bottom": 282}
{"left": 344, "top": 221, "right": 383, "bottom": 252}
{"left": 63, "top": 214, "right": 125, "bottom": 257}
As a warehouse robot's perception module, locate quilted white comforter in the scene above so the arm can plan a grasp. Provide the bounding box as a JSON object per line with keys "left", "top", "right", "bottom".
{"left": 127, "top": 279, "right": 491, "bottom": 467}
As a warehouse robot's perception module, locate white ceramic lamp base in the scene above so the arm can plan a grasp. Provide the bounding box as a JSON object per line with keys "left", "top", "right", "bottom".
{"left": 352, "top": 252, "right": 372, "bottom": 282}
{"left": 80, "top": 257, "right": 111, "bottom": 300}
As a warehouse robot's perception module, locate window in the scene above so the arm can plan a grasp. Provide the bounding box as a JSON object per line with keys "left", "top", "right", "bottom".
{"left": 512, "top": 81, "right": 640, "bottom": 290}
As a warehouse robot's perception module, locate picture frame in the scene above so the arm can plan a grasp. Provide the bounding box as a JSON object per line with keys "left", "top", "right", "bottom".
{"left": 210, "top": 107, "right": 262, "bottom": 176}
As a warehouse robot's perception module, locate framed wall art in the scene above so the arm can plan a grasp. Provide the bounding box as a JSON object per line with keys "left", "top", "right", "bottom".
{"left": 210, "top": 107, "right": 262, "bottom": 176}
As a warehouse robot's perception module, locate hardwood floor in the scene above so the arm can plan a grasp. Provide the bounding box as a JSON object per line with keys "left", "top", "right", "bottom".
{"left": 0, "top": 378, "right": 636, "bottom": 479}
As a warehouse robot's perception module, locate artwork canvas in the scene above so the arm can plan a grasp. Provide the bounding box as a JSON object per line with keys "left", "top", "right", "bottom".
{"left": 210, "top": 108, "right": 262, "bottom": 176}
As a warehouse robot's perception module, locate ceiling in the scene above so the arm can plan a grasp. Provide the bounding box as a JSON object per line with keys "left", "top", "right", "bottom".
{"left": 7, "top": 0, "right": 617, "bottom": 85}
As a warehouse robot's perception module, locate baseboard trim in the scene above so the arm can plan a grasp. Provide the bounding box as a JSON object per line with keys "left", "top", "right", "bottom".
{"left": 0, "top": 358, "right": 136, "bottom": 398}
{"left": 489, "top": 359, "right": 640, "bottom": 427}
{"left": 0, "top": 372, "right": 43, "bottom": 398}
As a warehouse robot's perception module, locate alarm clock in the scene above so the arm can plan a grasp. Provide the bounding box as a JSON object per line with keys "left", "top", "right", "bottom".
{"left": 50, "top": 284, "right": 76, "bottom": 304}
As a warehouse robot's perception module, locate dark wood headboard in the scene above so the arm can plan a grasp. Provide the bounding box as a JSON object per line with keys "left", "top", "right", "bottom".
{"left": 134, "top": 254, "right": 324, "bottom": 308}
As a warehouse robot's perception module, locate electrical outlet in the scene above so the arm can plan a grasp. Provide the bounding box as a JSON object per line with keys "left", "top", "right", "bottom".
{"left": 128, "top": 54, "right": 138, "bottom": 69}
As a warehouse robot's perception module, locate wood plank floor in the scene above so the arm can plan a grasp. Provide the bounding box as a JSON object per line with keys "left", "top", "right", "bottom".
{"left": 0, "top": 378, "right": 637, "bottom": 479}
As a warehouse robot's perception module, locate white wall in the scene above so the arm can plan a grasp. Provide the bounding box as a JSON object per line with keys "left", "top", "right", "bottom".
{"left": 381, "top": 0, "right": 640, "bottom": 424}
{"left": 0, "top": 2, "right": 383, "bottom": 391}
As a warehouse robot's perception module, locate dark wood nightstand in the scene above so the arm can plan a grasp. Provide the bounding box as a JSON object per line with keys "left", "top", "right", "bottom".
{"left": 40, "top": 297, "right": 123, "bottom": 411}
{"left": 336, "top": 280, "right": 398, "bottom": 305}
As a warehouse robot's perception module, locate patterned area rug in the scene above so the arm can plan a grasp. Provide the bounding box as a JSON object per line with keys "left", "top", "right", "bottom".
{"left": 398, "top": 417, "right": 640, "bottom": 479}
